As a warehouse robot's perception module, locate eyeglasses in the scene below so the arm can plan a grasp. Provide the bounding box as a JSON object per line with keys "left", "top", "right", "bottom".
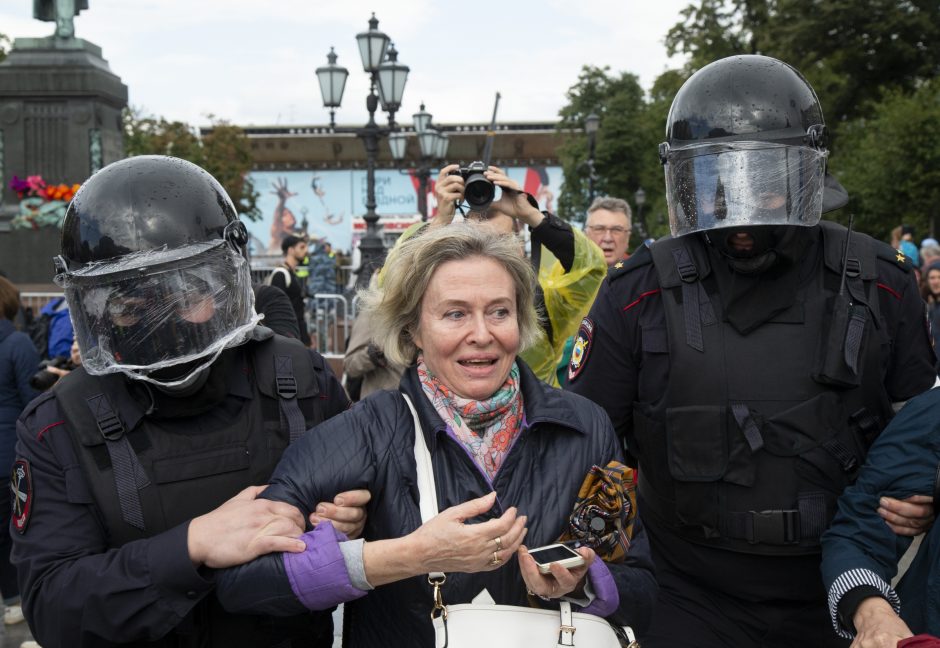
{"left": 586, "top": 225, "right": 631, "bottom": 236}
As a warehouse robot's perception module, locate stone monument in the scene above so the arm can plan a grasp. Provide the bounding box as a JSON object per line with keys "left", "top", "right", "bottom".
{"left": 0, "top": 0, "right": 127, "bottom": 283}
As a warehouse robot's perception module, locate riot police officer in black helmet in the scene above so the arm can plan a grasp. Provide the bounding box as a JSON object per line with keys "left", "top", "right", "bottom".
{"left": 11, "top": 156, "right": 365, "bottom": 648}
{"left": 567, "top": 56, "right": 938, "bottom": 646}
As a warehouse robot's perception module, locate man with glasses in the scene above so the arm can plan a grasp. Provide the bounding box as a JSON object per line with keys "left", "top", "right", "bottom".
{"left": 584, "top": 197, "right": 633, "bottom": 268}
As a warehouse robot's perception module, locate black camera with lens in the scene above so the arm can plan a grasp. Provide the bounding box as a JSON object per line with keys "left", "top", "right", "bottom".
{"left": 29, "top": 356, "right": 74, "bottom": 392}
{"left": 448, "top": 161, "right": 495, "bottom": 211}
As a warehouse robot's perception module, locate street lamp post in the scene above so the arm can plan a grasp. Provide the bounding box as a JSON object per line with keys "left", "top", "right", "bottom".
{"left": 634, "top": 187, "right": 648, "bottom": 241}
{"left": 315, "top": 13, "right": 409, "bottom": 289}
{"left": 584, "top": 112, "right": 600, "bottom": 205}
{"left": 389, "top": 102, "right": 450, "bottom": 221}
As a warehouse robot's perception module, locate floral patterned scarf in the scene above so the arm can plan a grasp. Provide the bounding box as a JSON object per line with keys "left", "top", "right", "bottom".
{"left": 417, "top": 359, "right": 524, "bottom": 482}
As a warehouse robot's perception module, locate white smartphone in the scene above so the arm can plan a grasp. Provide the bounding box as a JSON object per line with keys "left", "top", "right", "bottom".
{"left": 527, "top": 543, "right": 585, "bottom": 574}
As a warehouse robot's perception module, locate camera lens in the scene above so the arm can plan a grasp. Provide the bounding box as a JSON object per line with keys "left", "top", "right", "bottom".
{"left": 29, "top": 370, "right": 59, "bottom": 392}
{"left": 464, "top": 173, "right": 495, "bottom": 210}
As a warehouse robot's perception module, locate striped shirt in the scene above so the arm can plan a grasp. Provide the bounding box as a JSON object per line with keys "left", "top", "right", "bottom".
{"left": 827, "top": 567, "right": 901, "bottom": 638}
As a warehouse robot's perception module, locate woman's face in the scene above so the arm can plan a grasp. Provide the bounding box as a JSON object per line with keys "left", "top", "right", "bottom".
{"left": 928, "top": 268, "right": 940, "bottom": 296}
{"left": 412, "top": 256, "right": 520, "bottom": 400}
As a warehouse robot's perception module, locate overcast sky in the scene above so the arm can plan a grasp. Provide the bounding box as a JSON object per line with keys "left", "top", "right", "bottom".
{"left": 2, "top": 0, "right": 691, "bottom": 128}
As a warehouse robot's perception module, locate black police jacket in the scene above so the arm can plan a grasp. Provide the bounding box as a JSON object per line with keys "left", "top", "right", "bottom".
{"left": 216, "top": 360, "right": 658, "bottom": 648}
{"left": 10, "top": 333, "right": 350, "bottom": 648}
{"left": 567, "top": 222, "right": 938, "bottom": 601}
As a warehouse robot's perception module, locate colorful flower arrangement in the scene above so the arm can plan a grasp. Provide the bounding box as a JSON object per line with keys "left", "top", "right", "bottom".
{"left": 9, "top": 175, "right": 80, "bottom": 202}
{"left": 8, "top": 175, "right": 80, "bottom": 230}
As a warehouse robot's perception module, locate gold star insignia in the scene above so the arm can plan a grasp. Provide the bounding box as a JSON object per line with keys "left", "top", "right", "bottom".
{"left": 896, "top": 251, "right": 906, "bottom": 263}
{"left": 614, "top": 261, "right": 624, "bottom": 269}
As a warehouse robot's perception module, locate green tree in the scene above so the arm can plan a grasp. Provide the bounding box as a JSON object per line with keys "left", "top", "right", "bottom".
{"left": 556, "top": 67, "right": 660, "bottom": 227}
{"left": 834, "top": 79, "right": 940, "bottom": 241}
{"left": 556, "top": 65, "right": 682, "bottom": 240}
{"left": 122, "top": 107, "right": 260, "bottom": 221}
{"left": 665, "top": 0, "right": 940, "bottom": 127}
{"left": 201, "top": 118, "right": 260, "bottom": 223}
{"left": 0, "top": 33, "right": 9, "bottom": 63}
{"left": 665, "top": 0, "right": 756, "bottom": 71}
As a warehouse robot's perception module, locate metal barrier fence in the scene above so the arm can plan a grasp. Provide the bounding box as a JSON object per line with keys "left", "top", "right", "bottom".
{"left": 250, "top": 265, "right": 355, "bottom": 294}
{"left": 20, "top": 292, "right": 63, "bottom": 315}
{"left": 305, "top": 293, "right": 350, "bottom": 359}
{"left": 20, "top": 291, "right": 352, "bottom": 359}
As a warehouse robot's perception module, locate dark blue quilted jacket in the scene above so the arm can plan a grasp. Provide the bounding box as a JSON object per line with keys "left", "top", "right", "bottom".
{"left": 220, "top": 360, "right": 657, "bottom": 647}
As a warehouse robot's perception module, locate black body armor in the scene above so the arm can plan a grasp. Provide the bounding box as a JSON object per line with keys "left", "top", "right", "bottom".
{"left": 633, "top": 222, "right": 893, "bottom": 556}
{"left": 54, "top": 333, "right": 330, "bottom": 648}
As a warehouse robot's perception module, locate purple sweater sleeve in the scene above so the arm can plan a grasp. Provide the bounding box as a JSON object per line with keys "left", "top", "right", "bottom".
{"left": 283, "top": 521, "right": 368, "bottom": 610}
{"left": 579, "top": 559, "right": 620, "bottom": 617}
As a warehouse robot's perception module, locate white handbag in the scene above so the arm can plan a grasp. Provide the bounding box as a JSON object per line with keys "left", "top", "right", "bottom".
{"left": 403, "top": 393, "right": 638, "bottom": 648}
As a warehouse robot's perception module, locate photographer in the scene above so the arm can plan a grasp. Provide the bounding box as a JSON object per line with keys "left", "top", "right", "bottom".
{"left": 414, "top": 163, "right": 606, "bottom": 386}
{"left": 30, "top": 339, "right": 82, "bottom": 392}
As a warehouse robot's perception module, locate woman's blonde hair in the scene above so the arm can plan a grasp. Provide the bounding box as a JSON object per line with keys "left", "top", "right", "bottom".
{"left": 360, "top": 222, "right": 540, "bottom": 367}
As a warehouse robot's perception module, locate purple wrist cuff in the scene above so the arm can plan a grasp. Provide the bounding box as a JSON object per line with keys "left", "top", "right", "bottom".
{"left": 579, "top": 560, "right": 619, "bottom": 617}
{"left": 283, "top": 521, "right": 368, "bottom": 610}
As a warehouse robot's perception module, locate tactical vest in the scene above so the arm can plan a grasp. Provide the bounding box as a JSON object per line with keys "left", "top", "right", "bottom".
{"left": 55, "top": 331, "right": 331, "bottom": 648}
{"left": 634, "top": 223, "right": 894, "bottom": 556}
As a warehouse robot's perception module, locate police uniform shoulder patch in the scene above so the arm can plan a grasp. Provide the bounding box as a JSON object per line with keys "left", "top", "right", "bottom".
{"left": 11, "top": 460, "right": 33, "bottom": 534}
{"left": 568, "top": 317, "right": 595, "bottom": 382}
{"left": 874, "top": 240, "right": 913, "bottom": 274}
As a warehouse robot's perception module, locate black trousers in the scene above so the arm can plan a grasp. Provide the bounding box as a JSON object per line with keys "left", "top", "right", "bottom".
{"left": 0, "top": 479, "right": 19, "bottom": 602}
{"left": 641, "top": 561, "right": 851, "bottom": 648}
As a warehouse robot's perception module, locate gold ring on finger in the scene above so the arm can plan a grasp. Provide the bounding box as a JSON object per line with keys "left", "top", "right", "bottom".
{"left": 494, "top": 536, "right": 502, "bottom": 551}
{"left": 490, "top": 551, "right": 502, "bottom": 566}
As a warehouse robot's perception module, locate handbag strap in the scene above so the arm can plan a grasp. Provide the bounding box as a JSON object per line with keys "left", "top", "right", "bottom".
{"left": 403, "top": 393, "right": 446, "bottom": 582}
{"left": 407, "top": 392, "right": 586, "bottom": 648}
{"left": 557, "top": 601, "right": 575, "bottom": 647}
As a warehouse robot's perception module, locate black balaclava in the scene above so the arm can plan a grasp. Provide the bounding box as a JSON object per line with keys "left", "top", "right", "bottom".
{"left": 705, "top": 225, "right": 815, "bottom": 334}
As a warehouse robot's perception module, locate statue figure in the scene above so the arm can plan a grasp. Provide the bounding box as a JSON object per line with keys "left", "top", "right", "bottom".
{"left": 34, "top": 0, "right": 89, "bottom": 39}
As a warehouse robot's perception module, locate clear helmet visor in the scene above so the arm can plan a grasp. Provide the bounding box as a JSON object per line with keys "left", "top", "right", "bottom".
{"left": 663, "top": 142, "right": 827, "bottom": 238}
{"left": 59, "top": 241, "right": 261, "bottom": 386}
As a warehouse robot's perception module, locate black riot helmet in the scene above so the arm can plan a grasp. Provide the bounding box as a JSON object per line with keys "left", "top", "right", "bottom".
{"left": 660, "top": 55, "right": 848, "bottom": 247}
{"left": 55, "top": 156, "right": 259, "bottom": 386}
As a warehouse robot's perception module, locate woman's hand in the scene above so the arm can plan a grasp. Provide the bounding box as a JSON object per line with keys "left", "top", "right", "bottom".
{"left": 432, "top": 164, "right": 463, "bottom": 225}
{"left": 517, "top": 545, "right": 595, "bottom": 600}
{"left": 413, "top": 492, "right": 528, "bottom": 573}
{"left": 361, "top": 492, "right": 527, "bottom": 587}
{"left": 486, "top": 166, "right": 544, "bottom": 228}
{"left": 309, "top": 489, "right": 372, "bottom": 539}
{"left": 851, "top": 596, "right": 913, "bottom": 647}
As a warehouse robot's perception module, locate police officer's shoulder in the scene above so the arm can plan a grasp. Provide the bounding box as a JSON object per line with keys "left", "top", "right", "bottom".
{"left": 819, "top": 220, "right": 913, "bottom": 280}
{"left": 607, "top": 243, "right": 654, "bottom": 284}
{"left": 872, "top": 237, "right": 914, "bottom": 275}
{"left": 18, "top": 390, "right": 62, "bottom": 440}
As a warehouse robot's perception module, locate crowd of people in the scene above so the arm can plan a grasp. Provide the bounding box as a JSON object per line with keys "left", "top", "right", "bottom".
{"left": 0, "top": 54, "right": 937, "bottom": 648}
{"left": 893, "top": 229, "right": 940, "bottom": 373}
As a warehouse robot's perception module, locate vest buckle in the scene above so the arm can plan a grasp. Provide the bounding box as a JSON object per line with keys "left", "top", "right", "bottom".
{"left": 96, "top": 412, "right": 124, "bottom": 441}
{"left": 276, "top": 375, "right": 298, "bottom": 400}
{"left": 844, "top": 258, "right": 861, "bottom": 278}
{"left": 747, "top": 509, "right": 800, "bottom": 545}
